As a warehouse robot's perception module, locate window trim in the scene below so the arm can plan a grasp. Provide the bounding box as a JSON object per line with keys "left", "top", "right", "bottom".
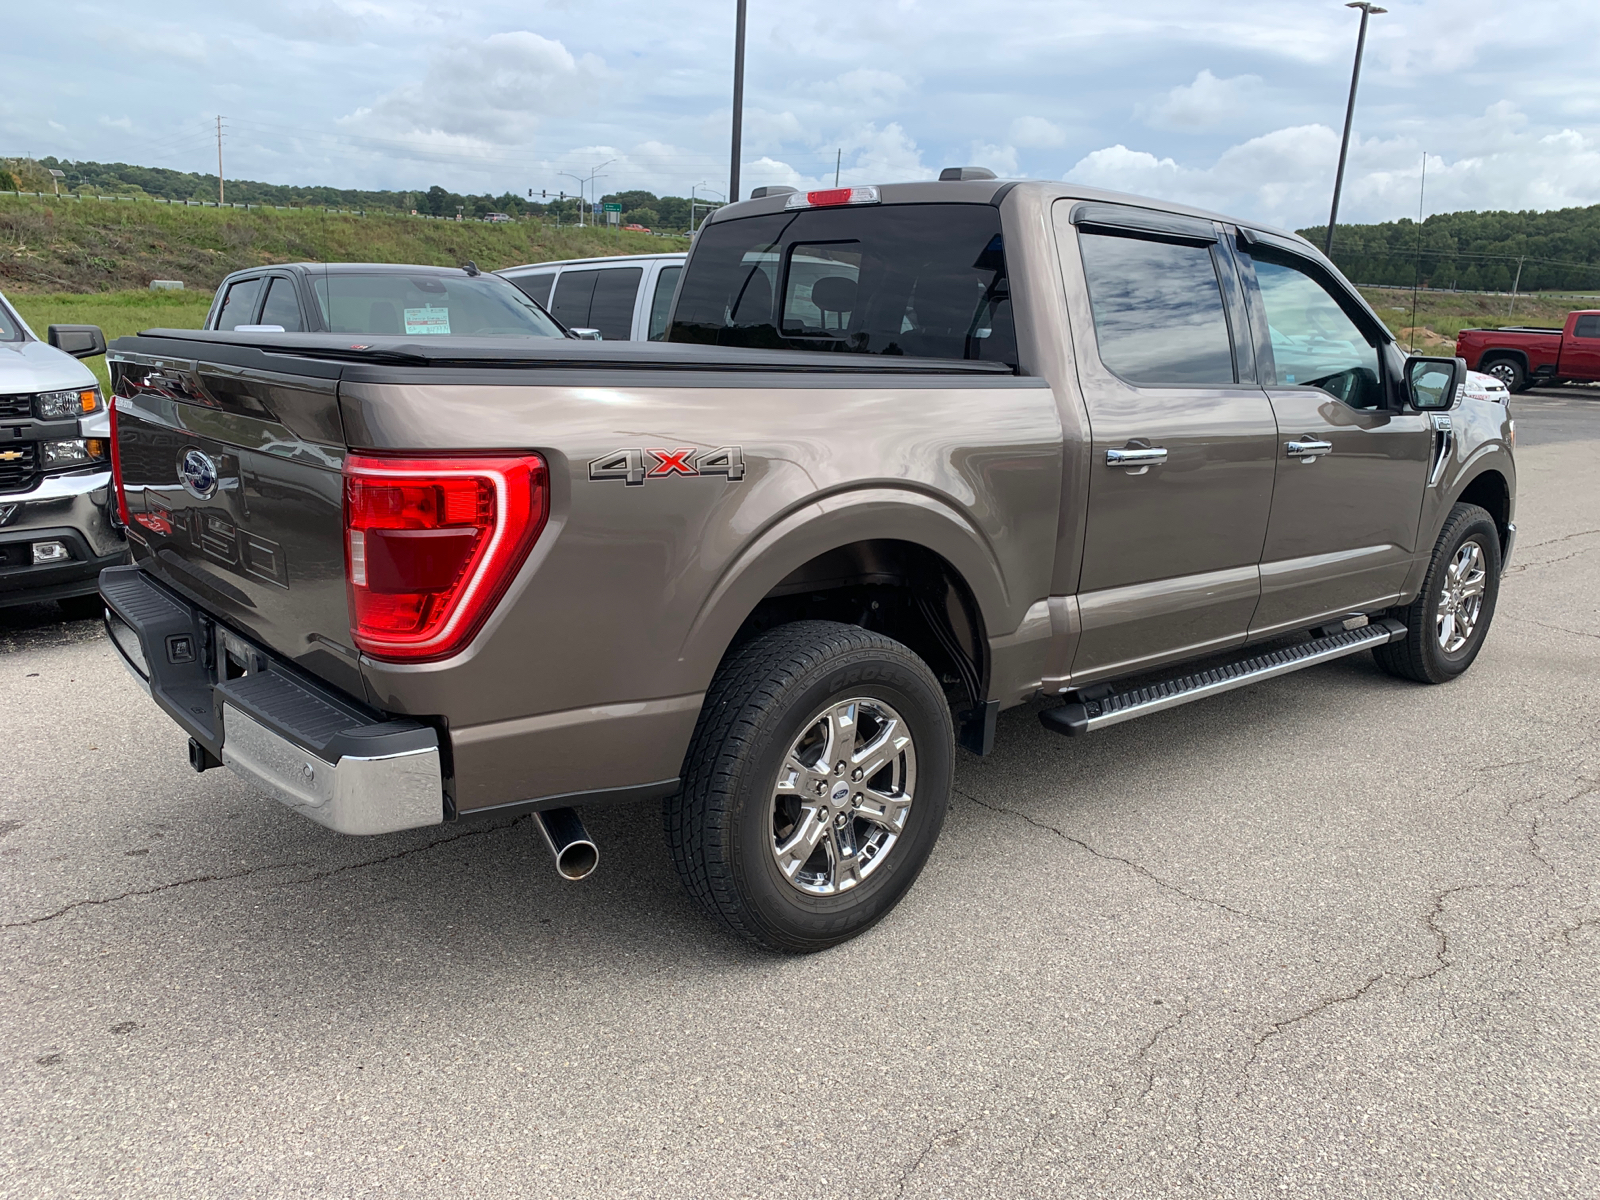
{"left": 1074, "top": 224, "right": 1245, "bottom": 390}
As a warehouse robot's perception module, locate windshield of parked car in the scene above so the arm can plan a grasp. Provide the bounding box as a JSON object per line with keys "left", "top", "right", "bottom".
{"left": 667, "top": 203, "right": 1017, "bottom": 366}
{"left": 310, "top": 272, "right": 564, "bottom": 338}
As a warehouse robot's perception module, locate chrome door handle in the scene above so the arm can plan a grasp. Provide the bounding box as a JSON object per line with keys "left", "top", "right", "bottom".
{"left": 1285, "top": 437, "right": 1333, "bottom": 462}
{"left": 1106, "top": 446, "right": 1168, "bottom": 468}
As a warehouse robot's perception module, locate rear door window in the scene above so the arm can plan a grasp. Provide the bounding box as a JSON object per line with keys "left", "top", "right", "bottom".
{"left": 550, "top": 270, "right": 599, "bottom": 330}
{"left": 216, "top": 277, "right": 264, "bottom": 330}
{"left": 1574, "top": 314, "right": 1600, "bottom": 338}
{"left": 648, "top": 265, "right": 682, "bottom": 340}
{"left": 589, "top": 267, "right": 644, "bottom": 339}
{"left": 1077, "top": 232, "right": 1236, "bottom": 385}
{"left": 668, "top": 204, "right": 1016, "bottom": 366}
{"left": 258, "top": 277, "right": 304, "bottom": 332}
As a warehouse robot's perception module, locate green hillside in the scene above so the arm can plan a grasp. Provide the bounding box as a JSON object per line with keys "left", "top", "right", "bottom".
{"left": 1303, "top": 203, "right": 1600, "bottom": 293}
{"left": 0, "top": 193, "right": 678, "bottom": 295}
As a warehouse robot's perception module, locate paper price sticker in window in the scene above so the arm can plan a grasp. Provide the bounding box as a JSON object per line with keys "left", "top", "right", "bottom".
{"left": 404, "top": 306, "right": 451, "bottom": 335}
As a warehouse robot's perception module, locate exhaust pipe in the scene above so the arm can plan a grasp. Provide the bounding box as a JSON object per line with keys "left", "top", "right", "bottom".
{"left": 532, "top": 807, "right": 599, "bottom": 881}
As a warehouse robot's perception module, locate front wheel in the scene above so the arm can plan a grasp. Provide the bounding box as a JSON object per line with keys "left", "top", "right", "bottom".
{"left": 1373, "top": 503, "right": 1502, "bottom": 684}
{"left": 664, "top": 621, "right": 953, "bottom": 953}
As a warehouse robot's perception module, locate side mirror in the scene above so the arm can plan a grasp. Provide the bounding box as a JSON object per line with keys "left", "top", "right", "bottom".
{"left": 1405, "top": 355, "right": 1464, "bottom": 411}
{"left": 567, "top": 327, "right": 603, "bottom": 341}
{"left": 48, "top": 324, "right": 108, "bottom": 360}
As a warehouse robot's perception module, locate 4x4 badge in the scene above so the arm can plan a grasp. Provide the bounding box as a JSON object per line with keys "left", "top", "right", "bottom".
{"left": 589, "top": 446, "right": 745, "bottom": 486}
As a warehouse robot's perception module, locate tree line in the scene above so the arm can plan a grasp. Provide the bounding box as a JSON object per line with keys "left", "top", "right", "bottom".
{"left": 1300, "top": 204, "right": 1600, "bottom": 293}
{"left": 1, "top": 158, "right": 720, "bottom": 232}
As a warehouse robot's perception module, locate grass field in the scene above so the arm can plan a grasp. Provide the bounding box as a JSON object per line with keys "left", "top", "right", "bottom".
{"left": 0, "top": 193, "right": 676, "bottom": 295}
{"left": 1356, "top": 285, "right": 1592, "bottom": 350}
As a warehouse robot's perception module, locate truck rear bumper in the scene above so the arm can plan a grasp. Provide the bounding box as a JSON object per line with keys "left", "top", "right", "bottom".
{"left": 99, "top": 563, "right": 445, "bottom": 836}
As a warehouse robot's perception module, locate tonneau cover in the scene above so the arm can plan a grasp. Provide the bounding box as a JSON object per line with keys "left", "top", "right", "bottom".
{"left": 112, "top": 330, "right": 1018, "bottom": 375}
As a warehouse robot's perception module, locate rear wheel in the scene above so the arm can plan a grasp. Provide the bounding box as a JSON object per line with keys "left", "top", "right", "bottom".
{"left": 1483, "top": 358, "right": 1526, "bottom": 393}
{"left": 664, "top": 621, "right": 952, "bottom": 953}
{"left": 1373, "top": 503, "right": 1501, "bottom": 684}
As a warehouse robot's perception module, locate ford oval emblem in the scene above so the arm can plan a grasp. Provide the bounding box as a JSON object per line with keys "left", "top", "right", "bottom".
{"left": 178, "top": 448, "right": 219, "bottom": 501}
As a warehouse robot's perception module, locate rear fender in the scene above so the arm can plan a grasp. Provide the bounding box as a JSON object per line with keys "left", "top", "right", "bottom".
{"left": 679, "top": 486, "right": 1013, "bottom": 688}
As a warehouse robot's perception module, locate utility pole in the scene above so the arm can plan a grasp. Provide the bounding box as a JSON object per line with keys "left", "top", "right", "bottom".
{"left": 1324, "top": 2, "right": 1385, "bottom": 259}
{"left": 835, "top": 148, "right": 841, "bottom": 188}
{"left": 730, "top": 0, "right": 746, "bottom": 203}
{"left": 216, "top": 115, "right": 225, "bottom": 205}
{"left": 1508, "top": 256, "right": 1525, "bottom": 318}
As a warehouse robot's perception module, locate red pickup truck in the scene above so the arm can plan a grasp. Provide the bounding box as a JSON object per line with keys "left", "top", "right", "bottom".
{"left": 1456, "top": 309, "right": 1600, "bottom": 392}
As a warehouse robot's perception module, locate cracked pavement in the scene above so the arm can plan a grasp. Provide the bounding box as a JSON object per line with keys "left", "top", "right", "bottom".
{"left": 3, "top": 392, "right": 1599, "bottom": 1198}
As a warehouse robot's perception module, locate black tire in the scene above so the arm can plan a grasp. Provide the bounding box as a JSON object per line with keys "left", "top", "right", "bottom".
{"left": 664, "top": 620, "right": 953, "bottom": 953}
{"left": 1373, "top": 503, "right": 1502, "bottom": 684}
{"left": 58, "top": 593, "right": 105, "bottom": 621}
{"left": 1483, "top": 357, "right": 1527, "bottom": 393}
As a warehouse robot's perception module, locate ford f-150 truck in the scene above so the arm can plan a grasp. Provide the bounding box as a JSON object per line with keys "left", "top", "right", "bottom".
{"left": 1456, "top": 309, "right": 1600, "bottom": 392}
{"left": 98, "top": 175, "right": 1516, "bottom": 952}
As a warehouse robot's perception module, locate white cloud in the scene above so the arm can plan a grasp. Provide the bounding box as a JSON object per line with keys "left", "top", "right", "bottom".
{"left": 1138, "top": 69, "right": 1264, "bottom": 130}
{"left": 968, "top": 142, "right": 1020, "bottom": 176}
{"left": 1066, "top": 105, "right": 1600, "bottom": 228}
{"left": 1010, "top": 116, "right": 1067, "bottom": 148}
{"left": 344, "top": 31, "right": 604, "bottom": 146}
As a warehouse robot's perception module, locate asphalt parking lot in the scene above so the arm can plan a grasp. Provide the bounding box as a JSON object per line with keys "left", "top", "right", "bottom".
{"left": 3, "top": 392, "right": 1597, "bottom": 1199}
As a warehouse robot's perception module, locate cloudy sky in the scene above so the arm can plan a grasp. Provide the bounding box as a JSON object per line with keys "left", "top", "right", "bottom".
{"left": 5, "top": 0, "right": 1599, "bottom": 230}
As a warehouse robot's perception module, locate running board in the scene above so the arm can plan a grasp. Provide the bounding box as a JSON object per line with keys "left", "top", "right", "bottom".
{"left": 1039, "top": 618, "right": 1406, "bottom": 737}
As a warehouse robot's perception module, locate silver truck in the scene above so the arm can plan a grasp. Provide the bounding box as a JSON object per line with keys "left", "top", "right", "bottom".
{"left": 98, "top": 174, "right": 1515, "bottom": 952}
{"left": 0, "top": 290, "right": 125, "bottom": 615}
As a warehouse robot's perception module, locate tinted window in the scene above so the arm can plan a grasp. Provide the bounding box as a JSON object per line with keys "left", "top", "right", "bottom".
{"left": 510, "top": 271, "right": 556, "bottom": 306}
{"left": 216, "top": 277, "right": 264, "bottom": 330}
{"left": 550, "top": 270, "right": 599, "bottom": 330}
{"left": 0, "top": 300, "right": 21, "bottom": 342}
{"left": 668, "top": 204, "right": 1016, "bottom": 366}
{"left": 258, "top": 277, "right": 304, "bottom": 332}
{"left": 309, "top": 273, "right": 563, "bottom": 338}
{"left": 1078, "top": 232, "right": 1235, "bottom": 385}
{"left": 1251, "top": 256, "right": 1382, "bottom": 409}
{"left": 1574, "top": 314, "right": 1600, "bottom": 338}
{"left": 648, "top": 265, "right": 682, "bottom": 340}
{"left": 590, "top": 267, "right": 644, "bottom": 339}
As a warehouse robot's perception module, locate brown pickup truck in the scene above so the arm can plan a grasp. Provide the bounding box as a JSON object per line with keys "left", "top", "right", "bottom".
{"left": 99, "top": 175, "right": 1516, "bottom": 952}
{"left": 1456, "top": 309, "right": 1600, "bottom": 392}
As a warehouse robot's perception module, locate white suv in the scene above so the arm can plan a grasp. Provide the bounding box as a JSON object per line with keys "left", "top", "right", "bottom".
{"left": 498, "top": 252, "right": 686, "bottom": 341}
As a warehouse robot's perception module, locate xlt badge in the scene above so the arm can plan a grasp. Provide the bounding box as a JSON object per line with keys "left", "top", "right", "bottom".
{"left": 588, "top": 446, "right": 745, "bottom": 486}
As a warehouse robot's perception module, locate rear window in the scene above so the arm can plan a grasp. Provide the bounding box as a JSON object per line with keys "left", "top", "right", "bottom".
{"left": 667, "top": 204, "right": 1016, "bottom": 366}
{"left": 310, "top": 273, "right": 564, "bottom": 338}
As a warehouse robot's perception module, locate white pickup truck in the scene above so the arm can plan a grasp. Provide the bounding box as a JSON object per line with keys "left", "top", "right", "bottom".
{"left": 0, "top": 290, "right": 125, "bottom": 614}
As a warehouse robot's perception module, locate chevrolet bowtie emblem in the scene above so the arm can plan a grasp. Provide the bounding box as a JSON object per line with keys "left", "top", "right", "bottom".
{"left": 0, "top": 450, "right": 24, "bottom": 462}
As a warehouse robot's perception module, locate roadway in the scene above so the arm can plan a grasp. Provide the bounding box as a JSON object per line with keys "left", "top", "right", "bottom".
{"left": 2, "top": 391, "right": 1597, "bottom": 1198}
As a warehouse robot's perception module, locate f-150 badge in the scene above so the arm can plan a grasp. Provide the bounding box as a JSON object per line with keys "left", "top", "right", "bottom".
{"left": 589, "top": 446, "right": 745, "bottom": 486}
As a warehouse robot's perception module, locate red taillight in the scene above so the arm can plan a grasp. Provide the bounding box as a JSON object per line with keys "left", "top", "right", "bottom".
{"left": 109, "top": 398, "right": 131, "bottom": 527}
{"left": 343, "top": 453, "right": 549, "bottom": 662}
{"left": 785, "top": 185, "right": 881, "bottom": 209}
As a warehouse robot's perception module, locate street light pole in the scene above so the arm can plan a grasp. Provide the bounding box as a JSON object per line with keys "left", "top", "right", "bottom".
{"left": 1325, "top": 1, "right": 1385, "bottom": 259}
{"left": 730, "top": 0, "right": 746, "bottom": 203}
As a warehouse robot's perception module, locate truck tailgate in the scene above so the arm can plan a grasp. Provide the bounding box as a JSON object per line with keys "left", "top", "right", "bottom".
{"left": 109, "top": 345, "right": 363, "bottom": 698}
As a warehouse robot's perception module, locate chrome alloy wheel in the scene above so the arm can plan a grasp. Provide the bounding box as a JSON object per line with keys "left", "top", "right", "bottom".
{"left": 771, "top": 697, "right": 916, "bottom": 896}
{"left": 1437, "top": 540, "right": 1488, "bottom": 653}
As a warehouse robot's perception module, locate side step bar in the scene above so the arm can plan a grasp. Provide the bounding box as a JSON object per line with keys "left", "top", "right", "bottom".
{"left": 1040, "top": 618, "right": 1406, "bottom": 737}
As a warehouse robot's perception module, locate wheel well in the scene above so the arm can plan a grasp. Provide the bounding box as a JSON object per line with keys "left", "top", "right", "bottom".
{"left": 1478, "top": 349, "right": 1528, "bottom": 372}
{"left": 730, "top": 539, "right": 989, "bottom": 747}
{"left": 1457, "top": 470, "right": 1511, "bottom": 553}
